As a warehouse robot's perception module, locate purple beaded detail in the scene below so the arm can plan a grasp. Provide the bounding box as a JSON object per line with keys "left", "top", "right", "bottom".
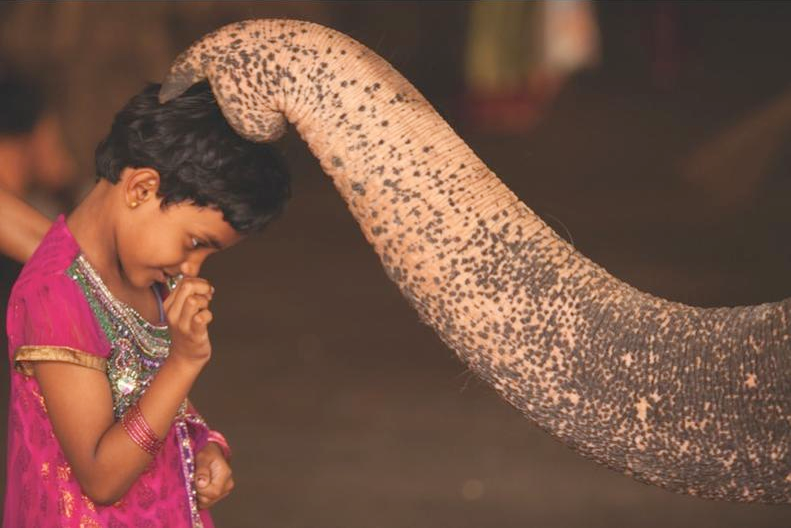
{"left": 176, "top": 420, "right": 203, "bottom": 527}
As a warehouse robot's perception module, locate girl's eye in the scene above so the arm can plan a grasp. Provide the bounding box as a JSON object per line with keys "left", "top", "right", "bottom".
{"left": 190, "top": 237, "right": 201, "bottom": 249}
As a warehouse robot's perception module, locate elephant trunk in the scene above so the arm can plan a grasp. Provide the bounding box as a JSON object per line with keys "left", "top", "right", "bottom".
{"left": 162, "top": 19, "right": 791, "bottom": 502}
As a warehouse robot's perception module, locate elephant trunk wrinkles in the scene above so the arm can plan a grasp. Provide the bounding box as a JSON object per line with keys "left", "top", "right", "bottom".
{"left": 162, "top": 19, "right": 791, "bottom": 502}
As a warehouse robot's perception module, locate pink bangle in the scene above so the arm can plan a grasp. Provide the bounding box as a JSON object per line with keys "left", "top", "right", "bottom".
{"left": 207, "top": 430, "right": 231, "bottom": 460}
{"left": 121, "top": 402, "right": 163, "bottom": 456}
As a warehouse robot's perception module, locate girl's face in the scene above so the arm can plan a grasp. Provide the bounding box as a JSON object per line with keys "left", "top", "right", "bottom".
{"left": 114, "top": 168, "right": 243, "bottom": 289}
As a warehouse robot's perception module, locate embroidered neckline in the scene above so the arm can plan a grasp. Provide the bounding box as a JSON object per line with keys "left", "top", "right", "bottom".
{"left": 67, "top": 254, "right": 170, "bottom": 412}
{"left": 75, "top": 253, "right": 168, "bottom": 331}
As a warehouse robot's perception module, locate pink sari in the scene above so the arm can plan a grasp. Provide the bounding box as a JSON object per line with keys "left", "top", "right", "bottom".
{"left": 4, "top": 216, "right": 214, "bottom": 527}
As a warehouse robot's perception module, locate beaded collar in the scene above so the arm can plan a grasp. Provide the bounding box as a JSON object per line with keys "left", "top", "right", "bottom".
{"left": 68, "top": 253, "right": 171, "bottom": 417}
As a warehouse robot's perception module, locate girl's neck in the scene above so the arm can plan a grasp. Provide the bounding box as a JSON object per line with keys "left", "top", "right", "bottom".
{"left": 67, "top": 180, "right": 162, "bottom": 325}
{"left": 67, "top": 181, "right": 132, "bottom": 295}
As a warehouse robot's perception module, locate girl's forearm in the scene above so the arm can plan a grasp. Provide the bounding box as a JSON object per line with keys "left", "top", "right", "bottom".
{"left": 76, "top": 357, "right": 207, "bottom": 504}
{"left": 0, "top": 189, "right": 51, "bottom": 262}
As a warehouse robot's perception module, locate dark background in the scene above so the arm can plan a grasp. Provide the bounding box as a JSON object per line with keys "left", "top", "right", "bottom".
{"left": 2, "top": 2, "right": 791, "bottom": 526}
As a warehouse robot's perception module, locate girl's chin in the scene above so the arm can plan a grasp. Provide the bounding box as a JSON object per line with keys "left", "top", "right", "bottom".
{"left": 129, "top": 271, "right": 161, "bottom": 289}
{"left": 135, "top": 278, "right": 157, "bottom": 289}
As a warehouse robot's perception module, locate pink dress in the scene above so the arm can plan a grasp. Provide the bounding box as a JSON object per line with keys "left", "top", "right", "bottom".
{"left": 4, "top": 216, "right": 215, "bottom": 527}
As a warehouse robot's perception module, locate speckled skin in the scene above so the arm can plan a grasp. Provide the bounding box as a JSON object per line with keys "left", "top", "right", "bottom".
{"left": 161, "top": 19, "right": 791, "bottom": 503}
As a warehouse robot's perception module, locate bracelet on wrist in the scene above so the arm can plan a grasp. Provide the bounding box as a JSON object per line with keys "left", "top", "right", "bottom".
{"left": 207, "top": 430, "right": 231, "bottom": 460}
{"left": 121, "top": 401, "right": 163, "bottom": 456}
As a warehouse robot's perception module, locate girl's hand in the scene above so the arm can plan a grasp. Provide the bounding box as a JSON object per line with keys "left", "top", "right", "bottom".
{"left": 163, "top": 277, "right": 214, "bottom": 364}
{"left": 195, "top": 442, "right": 235, "bottom": 509}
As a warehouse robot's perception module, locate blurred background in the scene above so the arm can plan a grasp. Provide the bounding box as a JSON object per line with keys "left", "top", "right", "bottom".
{"left": 2, "top": 2, "right": 791, "bottom": 527}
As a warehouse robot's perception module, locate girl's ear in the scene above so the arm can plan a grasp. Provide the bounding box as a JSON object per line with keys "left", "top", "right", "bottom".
{"left": 121, "top": 167, "right": 161, "bottom": 208}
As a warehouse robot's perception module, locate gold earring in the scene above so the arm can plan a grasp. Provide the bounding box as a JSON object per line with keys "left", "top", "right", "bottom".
{"left": 130, "top": 201, "right": 138, "bottom": 208}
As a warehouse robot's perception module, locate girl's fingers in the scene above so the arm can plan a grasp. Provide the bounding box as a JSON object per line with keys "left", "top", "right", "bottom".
{"left": 166, "top": 278, "right": 213, "bottom": 323}
{"left": 162, "top": 280, "right": 181, "bottom": 312}
{"left": 165, "top": 279, "right": 190, "bottom": 320}
{"left": 178, "top": 294, "right": 210, "bottom": 328}
{"left": 197, "top": 482, "right": 222, "bottom": 501}
{"left": 223, "top": 477, "right": 235, "bottom": 495}
{"left": 196, "top": 476, "right": 233, "bottom": 509}
{"left": 200, "top": 462, "right": 231, "bottom": 498}
{"left": 191, "top": 309, "right": 213, "bottom": 332}
{"left": 196, "top": 490, "right": 231, "bottom": 509}
{"left": 198, "top": 488, "right": 220, "bottom": 501}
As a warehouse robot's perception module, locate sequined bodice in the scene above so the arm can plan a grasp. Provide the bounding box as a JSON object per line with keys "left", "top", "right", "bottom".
{"left": 68, "top": 254, "right": 171, "bottom": 418}
{"left": 5, "top": 215, "right": 210, "bottom": 527}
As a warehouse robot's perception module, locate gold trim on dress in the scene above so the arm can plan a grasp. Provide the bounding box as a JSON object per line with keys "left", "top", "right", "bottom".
{"left": 14, "top": 346, "right": 107, "bottom": 376}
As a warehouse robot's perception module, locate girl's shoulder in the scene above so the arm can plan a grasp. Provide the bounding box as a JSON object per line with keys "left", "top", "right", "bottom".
{"left": 13, "top": 214, "right": 80, "bottom": 295}
{"left": 8, "top": 216, "right": 111, "bottom": 360}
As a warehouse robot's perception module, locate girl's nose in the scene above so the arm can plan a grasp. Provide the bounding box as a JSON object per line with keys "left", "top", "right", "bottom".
{"left": 179, "top": 262, "right": 200, "bottom": 277}
{"left": 180, "top": 253, "right": 207, "bottom": 278}
{"left": 179, "top": 260, "right": 200, "bottom": 278}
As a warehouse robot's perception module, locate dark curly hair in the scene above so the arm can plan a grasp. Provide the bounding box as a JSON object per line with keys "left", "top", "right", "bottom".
{"left": 95, "top": 82, "right": 290, "bottom": 233}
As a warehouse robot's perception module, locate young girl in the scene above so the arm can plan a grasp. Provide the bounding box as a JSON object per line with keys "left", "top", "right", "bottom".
{"left": 3, "top": 82, "right": 291, "bottom": 526}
